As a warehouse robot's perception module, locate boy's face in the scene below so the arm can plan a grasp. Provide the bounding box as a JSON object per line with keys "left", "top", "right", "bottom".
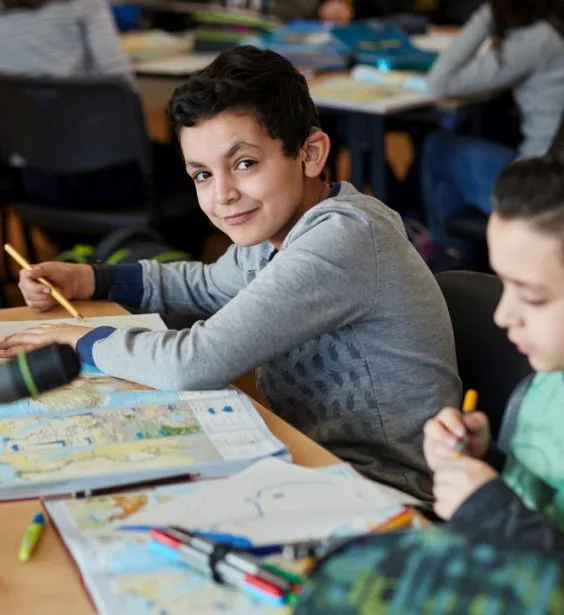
{"left": 488, "top": 213, "right": 564, "bottom": 372}
{"left": 178, "top": 111, "right": 328, "bottom": 248}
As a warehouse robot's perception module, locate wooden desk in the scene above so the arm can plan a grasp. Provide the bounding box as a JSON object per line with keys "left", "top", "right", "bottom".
{"left": 0, "top": 302, "right": 338, "bottom": 614}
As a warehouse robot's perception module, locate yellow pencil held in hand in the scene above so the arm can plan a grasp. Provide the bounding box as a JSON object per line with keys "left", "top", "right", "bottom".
{"left": 4, "top": 243, "right": 84, "bottom": 322}
{"left": 455, "top": 389, "right": 479, "bottom": 454}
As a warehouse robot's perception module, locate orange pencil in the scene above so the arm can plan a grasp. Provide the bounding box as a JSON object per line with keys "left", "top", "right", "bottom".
{"left": 4, "top": 243, "right": 84, "bottom": 322}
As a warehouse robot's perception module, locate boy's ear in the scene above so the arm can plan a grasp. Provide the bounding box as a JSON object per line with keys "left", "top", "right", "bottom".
{"left": 302, "top": 130, "right": 331, "bottom": 178}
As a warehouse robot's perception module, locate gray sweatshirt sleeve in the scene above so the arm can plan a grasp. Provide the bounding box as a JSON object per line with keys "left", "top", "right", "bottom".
{"left": 90, "top": 210, "right": 377, "bottom": 390}
{"left": 427, "top": 5, "right": 544, "bottom": 98}
{"left": 80, "top": 0, "right": 134, "bottom": 82}
{"left": 139, "top": 243, "right": 248, "bottom": 315}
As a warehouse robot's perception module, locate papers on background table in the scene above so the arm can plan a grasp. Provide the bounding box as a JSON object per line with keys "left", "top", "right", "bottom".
{"left": 46, "top": 458, "right": 418, "bottom": 615}
{"left": 309, "top": 66, "right": 435, "bottom": 114}
{"left": 134, "top": 52, "right": 218, "bottom": 76}
{"left": 121, "top": 29, "right": 195, "bottom": 61}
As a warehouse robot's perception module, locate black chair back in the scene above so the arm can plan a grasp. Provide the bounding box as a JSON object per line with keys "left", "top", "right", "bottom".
{"left": 0, "top": 73, "right": 169, "bottom": 260}
{"left": 0, "top": 73, "right": 152, "bottom": 177}
{"left": 436, "top": 270, "right": 531, "bottom": 438}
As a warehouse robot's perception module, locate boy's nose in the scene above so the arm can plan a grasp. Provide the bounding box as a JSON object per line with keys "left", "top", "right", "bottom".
{"left": 493, "top": 290, "right": 520, "bottom": 330}
{"left": 214, "top": 176, "right": 239, "bottom": 206}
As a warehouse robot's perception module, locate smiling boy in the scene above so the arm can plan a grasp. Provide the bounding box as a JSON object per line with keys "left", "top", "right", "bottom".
{"left": 1, "top": 46, "right": 460, "bottom": 499}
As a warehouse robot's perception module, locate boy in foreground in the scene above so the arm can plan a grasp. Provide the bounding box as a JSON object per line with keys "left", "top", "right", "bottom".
{"left": 425, "top": 155, "right": 564, "bottom": 549}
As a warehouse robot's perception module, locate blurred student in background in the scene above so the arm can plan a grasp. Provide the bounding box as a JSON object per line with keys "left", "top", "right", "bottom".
{"left": 0, "top": 0, "right": 200, "bottom": 251}
{"left": 317, "top": 0, "right": 482, "bottom": 25}
{"left": 422, "top": 0, "right": 564, "bottom": 253}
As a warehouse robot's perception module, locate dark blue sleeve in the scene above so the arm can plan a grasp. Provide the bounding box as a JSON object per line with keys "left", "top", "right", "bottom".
{"left": 76, "top": 326, "right": 116, "bottom": 366}
{"left": 107, "top": 263, "right": 144, "bottom": 307}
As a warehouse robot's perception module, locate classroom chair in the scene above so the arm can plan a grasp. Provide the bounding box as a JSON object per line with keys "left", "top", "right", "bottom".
{"left": 436, "top": 270, "right": 531, "bottom": 439}
{"left": 0, "top": 73, "right": 208, "bottom": 262}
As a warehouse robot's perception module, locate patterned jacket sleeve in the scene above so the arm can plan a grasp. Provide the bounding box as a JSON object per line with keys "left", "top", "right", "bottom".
{"left": 450, "top": 479, "right": 564, "bottom": 560}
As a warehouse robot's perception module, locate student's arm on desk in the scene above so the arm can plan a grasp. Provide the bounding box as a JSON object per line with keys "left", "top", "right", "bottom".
{"left": 450, "top": 478, "right": 564, "bottom": 561}
{"left": 427, "top": 4, "right": 543, "bottom": 98}
{"left": 79, "top": 212, "right": 376, "bottom": 390}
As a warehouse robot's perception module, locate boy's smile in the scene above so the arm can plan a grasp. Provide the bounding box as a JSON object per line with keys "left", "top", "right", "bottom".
{"left": 179, "top": 111, "right": 330, "bottom": 248}
{"left": 488, "top": 213, "right": 564, "bottom": 372}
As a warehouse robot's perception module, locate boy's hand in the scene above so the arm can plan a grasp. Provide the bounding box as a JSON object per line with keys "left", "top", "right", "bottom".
{"left": 423, "top": 407, "right": 491, "bottom": 471}
{"left": 19, "top": 263, "right": 95, "bottom": 312}
{"left": 319, "top": 0, "right": 353, "bottom": 24}
{"left": 0, "top": 324, "right": 93, "bottom": 358}
{"left": 433, "top": 457, "right": 498, "bottom": 520}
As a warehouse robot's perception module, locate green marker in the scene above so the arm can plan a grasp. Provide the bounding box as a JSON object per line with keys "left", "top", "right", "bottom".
{"left": 19, "top": 512, "right": 45, "bottom": 563}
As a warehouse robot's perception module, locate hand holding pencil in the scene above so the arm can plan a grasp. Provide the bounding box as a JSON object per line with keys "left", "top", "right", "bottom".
{"left": 423, "top": 390, "right": 491, "bottom": 471}
{"left": 4, "top": 244, "right": 95, "bottom": 319}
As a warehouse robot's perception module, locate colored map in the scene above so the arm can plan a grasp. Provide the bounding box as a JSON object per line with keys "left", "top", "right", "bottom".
{"left": 0, "top": 402, "right": 202, "bottom": 454}
{"left": 99, "top": 569, "right": 291, "bottom": 615}
{"left": 0, "top": 372, "right": 168, "bottom": 418}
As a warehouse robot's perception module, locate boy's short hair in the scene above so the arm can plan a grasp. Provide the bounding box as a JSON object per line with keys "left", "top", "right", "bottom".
{"left": 167, "top": 45, "right": 322, "bottom": 157}
{"left": 493, "top": 155, "right": 564, "bottom": 240}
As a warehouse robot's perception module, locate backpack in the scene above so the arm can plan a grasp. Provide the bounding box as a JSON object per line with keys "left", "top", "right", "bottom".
{"left": 55, "top": 226, "right": 191, "bottom": 265}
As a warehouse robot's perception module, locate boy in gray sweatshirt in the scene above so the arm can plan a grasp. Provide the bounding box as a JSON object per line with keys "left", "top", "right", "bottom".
{"left": 2, "top": 46, "right": 461, "bottom": 500}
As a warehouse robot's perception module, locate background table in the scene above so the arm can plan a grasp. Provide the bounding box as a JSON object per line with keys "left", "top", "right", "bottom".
{"left": 0, "top": 301, "right": 338, "bottom": 614}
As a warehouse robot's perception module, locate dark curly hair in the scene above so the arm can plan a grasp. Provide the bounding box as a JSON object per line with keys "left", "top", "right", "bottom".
{"left": 167, "top": 46, "right": 321, "bottom": 158}
{"left": 489, "top": 0, "right": 564, "bottom": 46}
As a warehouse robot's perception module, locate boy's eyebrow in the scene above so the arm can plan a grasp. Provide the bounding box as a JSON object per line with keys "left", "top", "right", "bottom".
{"left": 185, "top": 141, "right": 261, "bottom": 169}
{"left": 225, "top": 140, "right": 261, "bottom": 158}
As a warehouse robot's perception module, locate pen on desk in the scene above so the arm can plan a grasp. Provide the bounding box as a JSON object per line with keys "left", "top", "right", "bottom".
{"left": 455, "top": 389, "right": 479, "bottom": 453}
{"left": 4, "top": 243, "right": 84, "bottom": 322}
{"left": 165, "top": 527, "right": 294, "bottom": 592}
{"left": 19, "top": 511, "right": 45, "bottom": 563}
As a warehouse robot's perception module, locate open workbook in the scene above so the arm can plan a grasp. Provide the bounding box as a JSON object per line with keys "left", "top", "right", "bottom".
{"left": 0, "top": 314, "right": 288, "bottom": 500}
{"left": 45, "top": 458, "right": 418, "bottom": 615}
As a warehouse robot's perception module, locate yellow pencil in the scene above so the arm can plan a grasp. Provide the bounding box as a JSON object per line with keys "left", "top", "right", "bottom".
{"left": 4, "top": 243, "right": 84, "bottom": 322}
{"left": 462, "top": 389, "right": 478, "bottom": 413}
{"left": 456, "top": 389, "right": 479, "bottom": 453}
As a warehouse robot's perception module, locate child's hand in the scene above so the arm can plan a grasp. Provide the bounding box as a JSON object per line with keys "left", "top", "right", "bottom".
{"left": 433, "top": 457, "right": 498, "bottom": 520}
{"left": 423, "top": 407, "right": 491, "bottom": 470}
{"left": 319, "top": 0, "right": 353, "bottom": 24}
{"left": 19, "top": 263, "right": 95, "bottom": 312}
{"left": 0, "top": 323, "right": 92, "bottom": 358}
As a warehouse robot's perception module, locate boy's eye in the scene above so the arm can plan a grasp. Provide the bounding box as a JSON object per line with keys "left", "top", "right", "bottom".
{"left": 193, "top": 171, "right": 211, "bottom": 183}
{"left": 236, "top": 159, "right": 255, "bottom": 171}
